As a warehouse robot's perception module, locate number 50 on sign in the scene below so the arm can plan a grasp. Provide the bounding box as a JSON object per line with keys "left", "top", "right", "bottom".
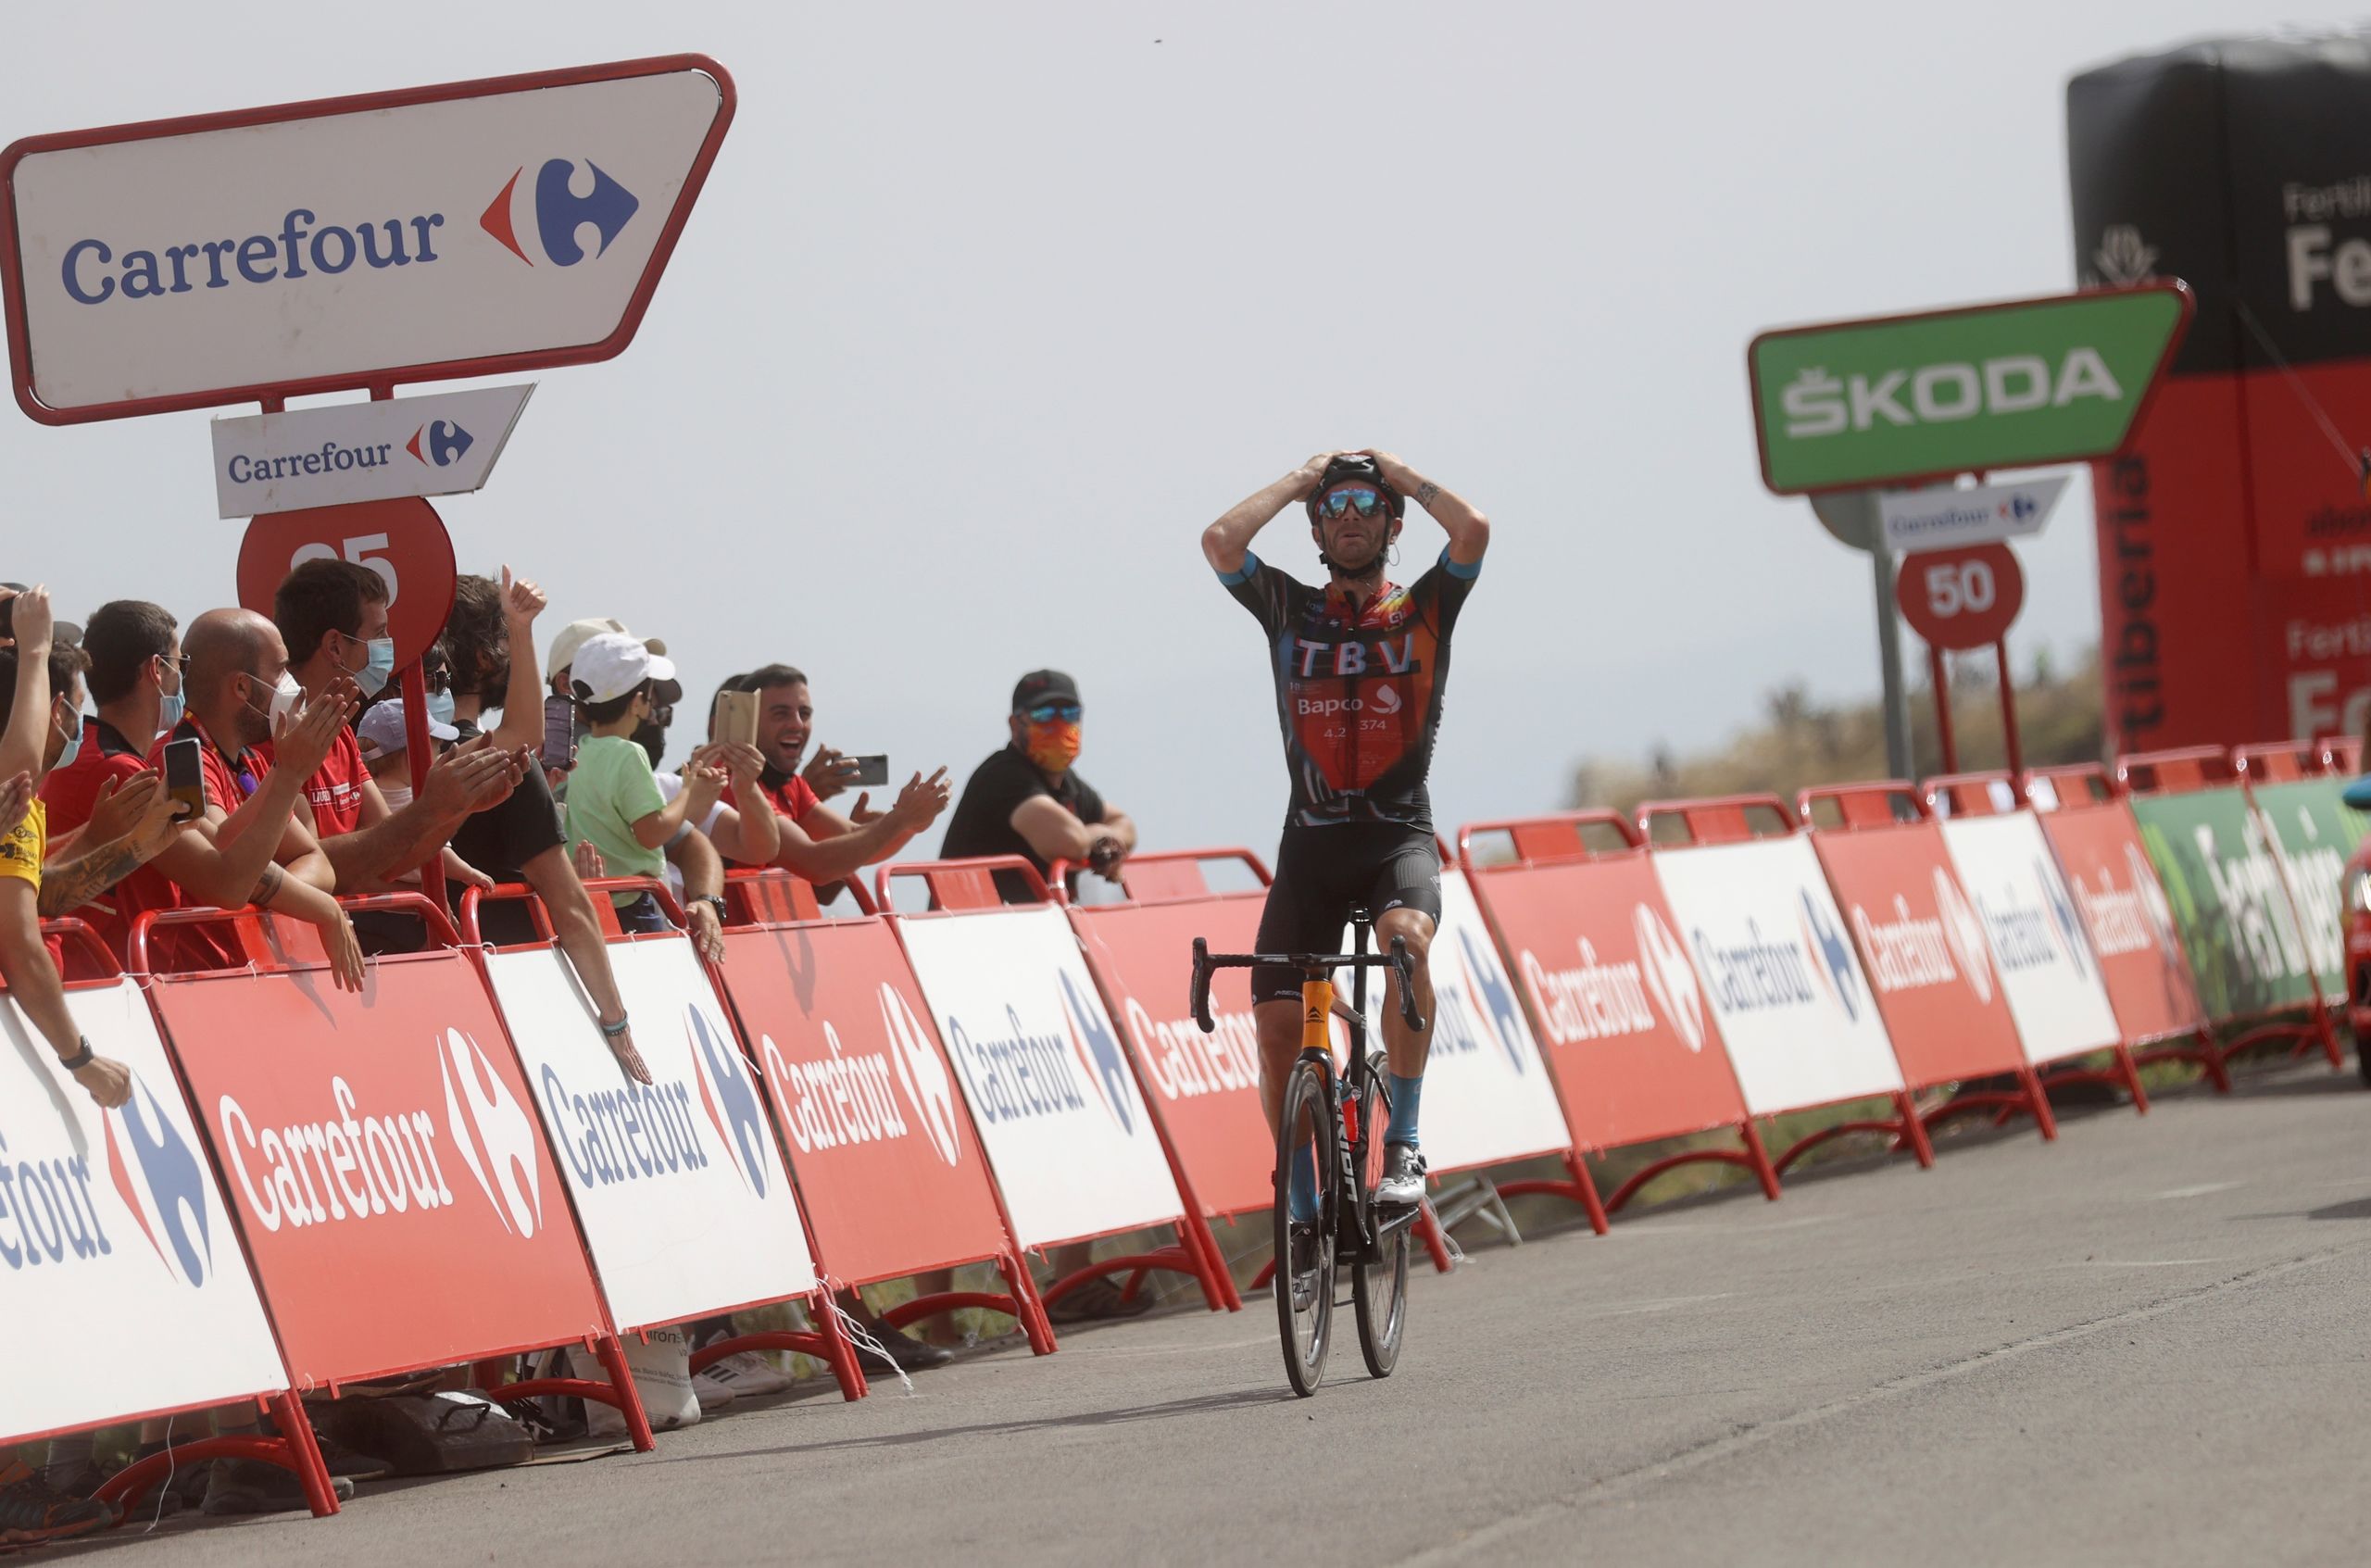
{"left": 1895, "top": 543, "right": 2024, "bottom": 650}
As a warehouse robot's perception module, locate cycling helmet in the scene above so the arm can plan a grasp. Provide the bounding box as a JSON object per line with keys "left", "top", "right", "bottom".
{"left": 1304, "top": 453, "right": 1404, "bottom": 521}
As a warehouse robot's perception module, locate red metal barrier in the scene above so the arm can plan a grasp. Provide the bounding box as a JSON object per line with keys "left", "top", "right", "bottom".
{"left": 1456, "top": 812, "right": 1777, "bottom": 1223}
{"left": 1639, "top": 795, "right": 1935, "bottom": 1175}
{"left": 1796, "top": 783, "right": 2059, "bottom": 1139}
{"left": 2232, "top": 741, "right": 2335, "bottom": 783}
{"left": 132, "top": 895, "right": 655, "bottom": 1451}
{"left": 878, "top": 856, "right": 1234, "bottom": 1315}
{"left": 703, "top": 868, "right": 1056, "bottom": 1355}
{"left": 2118, "top": 746, "right": 2345, "bottom": 1084}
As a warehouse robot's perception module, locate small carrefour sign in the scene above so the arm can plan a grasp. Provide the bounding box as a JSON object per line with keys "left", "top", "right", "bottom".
{"left": 1747, "top": 284, "right": 2190, "bottom": 495}
{"left": 0, "top": 56, "right": 732, "bottom": 424}
{"left": 211, "top": 383, "right": 533, "bottom": 518}
{"left": 1877, "top": 475, "right": 2068, "bottom": 552}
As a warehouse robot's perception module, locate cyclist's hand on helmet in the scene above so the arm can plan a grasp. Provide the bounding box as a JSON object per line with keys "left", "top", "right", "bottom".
{"left": 1358, "top": 449, "right": 1419, "bottom": 494}
{"left": 1293, "top": 451, "right": 1353, "bottom": 497}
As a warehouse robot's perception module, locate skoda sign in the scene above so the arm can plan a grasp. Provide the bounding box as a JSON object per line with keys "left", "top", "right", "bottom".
{"left": 1747, "top": 283, "right": 2191, "bottom": 494}
{"left": 0, "top": 56, "right": 734, "bottom": 423}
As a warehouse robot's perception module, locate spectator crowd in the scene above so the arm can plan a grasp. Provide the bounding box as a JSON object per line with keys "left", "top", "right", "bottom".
{"left": 0, "top": 563, "right": 1139, "bottom": 1543}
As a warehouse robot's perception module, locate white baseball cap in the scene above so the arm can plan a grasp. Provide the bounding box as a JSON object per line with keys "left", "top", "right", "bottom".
{"left": 357, "top": 700, "right": 458, "bottom": 761}
{"left": 548, "top": 617, "right": 630, "bottom": 678}
{"left": 571, "top": 633, "right": 676, "bottom": 704}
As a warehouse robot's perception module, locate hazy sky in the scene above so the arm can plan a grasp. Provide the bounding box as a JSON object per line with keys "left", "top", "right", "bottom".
{"left": 0, "top": 2, "right": 2342, "bottom": 857}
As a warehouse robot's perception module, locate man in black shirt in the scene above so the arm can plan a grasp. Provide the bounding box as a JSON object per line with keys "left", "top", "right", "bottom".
{"left": 940, "top": 671, "right": 1137, "bottom": 903}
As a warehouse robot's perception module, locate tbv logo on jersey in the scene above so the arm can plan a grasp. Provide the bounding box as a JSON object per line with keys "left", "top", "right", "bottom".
{"left": 1434, "top": 926, "right": 1529, "bottom": 1073}
{"left": 216, "top": 1028, "right": 542, "bottom": 1238}
{"left": 763, "top": 984, "right": 965, "bottom": 1168}
{"left": 57, "top": 158, "right": 639, "bottom": 306}
{"left": 1850, "top": 869, "right": 1997, "bottom": 1005}
{"left": 407, "top": 420, "right": 472, "bottom": 468}
{"left": 0, "top": 1069, "right": 206, "bottom": 1281}
{"left": 1689, "top": 894, "right": 1864, "bottom": 1022}
{"left": 1519, "top": 905, "right": 1705, "bottom": 1052}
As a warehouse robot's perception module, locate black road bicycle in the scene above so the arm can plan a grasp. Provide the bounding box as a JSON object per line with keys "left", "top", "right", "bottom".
{"left": 1191, "top": 909, "right": 1424, "bottom": 1397}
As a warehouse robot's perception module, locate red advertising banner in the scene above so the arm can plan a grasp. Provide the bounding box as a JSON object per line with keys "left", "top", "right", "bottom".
{"left": 2035, "top": 799, "right": 2209, "bottom": 1045}
{"left": 1068, "top": 889, "right": 1273, "bottom": 1222}
{"left": 147, "top": 946, "right": 612, "bottom": 1387}
{"left": 719, "top": 917, "right": 1024, "bottom": 1290}
{"left": 1808, "top": 819, "right": 2036, "bottom": 1090}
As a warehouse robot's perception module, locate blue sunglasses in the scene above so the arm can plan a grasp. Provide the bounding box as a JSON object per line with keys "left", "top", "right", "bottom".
{"left": 1319, "top": 485, "right": 1384, "bottom": 519}
{"left": 1022, "top": 703, "right": 1082, "bottom": 722}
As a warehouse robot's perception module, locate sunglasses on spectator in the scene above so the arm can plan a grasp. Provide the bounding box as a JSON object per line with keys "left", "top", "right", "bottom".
{"left": 1022, "top": 703, "right": 1082, "bottom": 722}
{"left": 1318, "top": 485, "right": 1385, "bottom": 519}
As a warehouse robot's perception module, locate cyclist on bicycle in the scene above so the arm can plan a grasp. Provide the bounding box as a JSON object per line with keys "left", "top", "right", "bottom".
{"left": 1202, "top": 449, "right": 1488, "bottom": 1214}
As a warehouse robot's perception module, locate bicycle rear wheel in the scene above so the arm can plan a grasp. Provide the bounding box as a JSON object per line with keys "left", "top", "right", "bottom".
{"left": 1273, "top": 1058, "right": 1337, "bottom": 1398}
{"left": 1353, "top": 1060, "right": 1410, "bottom": 1378}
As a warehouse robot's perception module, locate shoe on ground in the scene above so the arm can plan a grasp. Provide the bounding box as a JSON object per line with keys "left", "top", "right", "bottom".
{"left": 305, "top": 1431, "right": 394, "bottom": 1483}
{"left": 690, "top": 1369, "right": 737, "bottom": 1413}
{"left": 198, "top": 1458, "right": 353, "bottom": 1517}
{"left": 1047, "top": 1275, "right": 1158, "bottom": 1324}
{"left": 1286, "top": 1222, "right": 1323, "bottom": 1311}
{"left": 859, "top": 1321, "right": 955, "bottom": 1371}
{"left": 1375, "top": 1142, "right": 1427, "bottom": 1207}
{"left": 0, "top": 1458, "right": 117, "bottom": 1545}
{"left": 696, "top": 1348, "right": 797, "bottom": 1398}
{"left": 51, "top": 1461, "right": 182, "bottom": 1520}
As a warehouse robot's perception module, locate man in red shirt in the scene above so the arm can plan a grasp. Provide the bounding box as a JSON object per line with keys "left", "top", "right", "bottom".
{"left": 110, "top": 608, "right": 363, "bottom": 985}
{"left": 718, "top": 662, "right": 951, "bottom": 883}
{"left": 268, "top": 559, "right": 521, "bottom": 897}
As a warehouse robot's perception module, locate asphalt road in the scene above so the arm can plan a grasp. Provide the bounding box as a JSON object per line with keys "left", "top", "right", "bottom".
{"left": 50, "top": 1061, "right": 2371, "bottom": 1567}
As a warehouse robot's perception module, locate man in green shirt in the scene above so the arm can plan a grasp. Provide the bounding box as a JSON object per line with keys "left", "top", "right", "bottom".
{"left": 563, "top": 633, "right": 724, "bottom": 934}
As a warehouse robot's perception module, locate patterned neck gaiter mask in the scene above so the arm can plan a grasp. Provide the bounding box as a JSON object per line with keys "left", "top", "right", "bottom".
{"left": 1023, "top": 720, "right": 1081, "bottom": 774}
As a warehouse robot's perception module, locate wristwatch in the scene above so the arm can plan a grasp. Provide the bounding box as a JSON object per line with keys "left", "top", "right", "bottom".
{"left": 57, "top": 1037, "right": 94, "bottom": 1072}
{"left": 693, "top": 895, "right": 727, "bottom": 920}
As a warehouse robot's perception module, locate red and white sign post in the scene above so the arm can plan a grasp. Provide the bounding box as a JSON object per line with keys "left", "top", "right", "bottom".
{"left": 1896, "top": 541, "right": 2029, "bottom": 778}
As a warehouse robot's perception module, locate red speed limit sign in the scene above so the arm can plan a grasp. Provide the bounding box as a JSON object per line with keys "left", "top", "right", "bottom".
{"left": 1895, "top": 542, "right": 2025, "bottom": 650}
{"left": 236, "top": 497, "right": 457, "bottom": 668}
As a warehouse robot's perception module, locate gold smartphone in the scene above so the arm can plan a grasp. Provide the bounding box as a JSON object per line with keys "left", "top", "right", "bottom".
{"left": 163, "top": 736, "right": 205, "bottom": 820}
{"left": 713, "top": 688, "right": 759, "bottom": 750}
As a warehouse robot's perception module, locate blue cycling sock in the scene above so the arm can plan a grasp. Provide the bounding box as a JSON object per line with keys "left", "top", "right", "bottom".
{"left": 1386, "top": 1073, "right": 1424, "bottom": 1148}
{"left": 1287, "top": 1140, "right": 1319, "bottom": 1223}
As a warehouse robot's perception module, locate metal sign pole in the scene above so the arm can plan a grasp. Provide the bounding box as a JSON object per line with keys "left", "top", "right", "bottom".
{"left": 1927, "top": 643, "right": 1957, "bottom": 775}
{"left": 1996, "top": 638, "right": 2024, "bottom": 788}
{"left": 1872, "top": 541, "right": 1913, "bottom": 780}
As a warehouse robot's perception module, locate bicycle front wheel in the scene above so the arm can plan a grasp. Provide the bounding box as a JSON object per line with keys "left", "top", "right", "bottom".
{"left": 1353, "top": 1059, "right": 1410, "bottom": 1378}
{"left": 1273, "top": 1057, "right": 1337, "bottom": 1398}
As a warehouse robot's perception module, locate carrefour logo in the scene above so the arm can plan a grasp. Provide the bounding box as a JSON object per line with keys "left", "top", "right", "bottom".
{"left": 2035, "top": 859, "right": 2089, "bottom": 980}
{"left": 1933, "top": 869, "right": 1995, "bottom": 1004}
{"left": 1058, "top": 972, "right": 1135, "bottom": 1133}
{"left": 0, "top": 1099, "right": 120, "bottom": 1273}
{"left": 1633, "top": 905, "right": 1705, "bottom": 1051}
{"left": 685, "top": 1007, "right": 770, "bottom": 1198}
{"left": 1436, "top": 926, "right": 1527, "bottom": 1073}
{"left": 438, "top": 1028, "right": 544, "bottom": 1237}
{"left": 761, "top": 985, "right": 963, "bottom": 1169}
{"left": 1798, "top": 892, "right": 1862, "bottom": 1022}
{"left": 104, "top": 1073, "right": 212, "bottom": 1286}
{"left": 407, "top": 420, "right": 473, "bottom": 469}
{"left": 482, "top": 159, "right": 640, "bottom": 268}
{"left": 882, "top": 985, "right": 963, "bottom": 1166}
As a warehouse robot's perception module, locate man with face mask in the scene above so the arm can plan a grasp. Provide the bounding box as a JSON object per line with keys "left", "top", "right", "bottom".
{"left": 941, "top": 670, "right": 1137, "bottom": 904}
{"left": 108, "top": 607, "right": 366, "bottom": 986}
{"left": 269, "top": 558, "right": 521, "bottom": 896}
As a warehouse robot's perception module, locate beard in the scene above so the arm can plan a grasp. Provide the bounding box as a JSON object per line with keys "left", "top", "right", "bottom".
{"left": 1322, "top": 533, "right": 1389, "bottom": 580}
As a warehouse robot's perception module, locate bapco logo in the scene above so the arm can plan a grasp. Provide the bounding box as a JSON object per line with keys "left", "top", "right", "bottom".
{"left": 406, "top": 420, "right": 473, "bottom": 469}
{"left": 103, "top": 1071, "right": 213, "bottom": 1287}
{"left": 881, "top": 984, "right": 962, "bottom": 1167}
{"left": 1933, "top": 867, "right": 1995, "bottom": 1005}
{"left": 1453, "top": 925, "right": 1528, "bottom": 1073}
{"left": 1632, "top": 904, "right": 1705, "bottom": 1053}
{"left": 437, "top": 1028, "right": 544, "bottom": 1237}
{"left": 686, "top": 1005, "right": 771, "bottom": 1198}
{"left": 1798, "top": 891, "right": 1862, "bottom": 1022}
{"left": 2036, "top": 858, "right": 2089, "bottom": 979}
{"left": 1058, "top": 971, "right": 1135, "bottom": 1135}
{"left": 1369, "top": 684, "right": 1404, "bottom": 717}
{"left": 481, "top": 158, "right": 640, "bottom": 268}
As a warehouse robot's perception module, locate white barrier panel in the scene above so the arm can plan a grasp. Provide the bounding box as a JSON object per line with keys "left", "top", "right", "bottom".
{"left": 1, "top": 979, "right": 287, "bottom": 1440}
{"left": 895, "top": 906, "right": 1186, "bottom": 1249}
{"left": 1651, "top": 837, "right": 1907, "bottom": 1114}
{"left": 1389, "top": 872, "right": 1571, "bottom": 1173}
{"left": 483, "top": 939, "right": 816, "bottom": 1331}
{"left": 1939, "top": 814, "right": 2123, "bottom": 1065}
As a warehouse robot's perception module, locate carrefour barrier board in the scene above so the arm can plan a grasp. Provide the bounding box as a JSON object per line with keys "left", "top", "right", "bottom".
{"left": 485, "top": 938, "right": 815, "bottom": 1332}
{"left": 1939, "top": 813, "right": 2123, "bottom": 1064}
{"left": 1, "top": 979, "right": 287, "bottom": 1441}
{"left": 1400, "top": 872, "right": 1571, "bottom": 1173}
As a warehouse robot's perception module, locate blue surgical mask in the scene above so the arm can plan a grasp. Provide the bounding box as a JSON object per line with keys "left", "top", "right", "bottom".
{"left": 156, "top": 659, "right": 185, "bottom": 739}
{"left": 355, "top": 635, "right": 396, "bottom": 697}
{"left": 50, "top": 709, "right": 82, "bottom": 772}
{"left": 426, "top": 687, "right": 456, "bottom": 728}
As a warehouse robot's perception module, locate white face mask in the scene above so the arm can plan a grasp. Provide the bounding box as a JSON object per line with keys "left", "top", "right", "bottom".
{"left": 379, "top": 783, "right": 414, "bottom": 811}
{"left": 246, "top": 671, "right": 302, "bottom": 725}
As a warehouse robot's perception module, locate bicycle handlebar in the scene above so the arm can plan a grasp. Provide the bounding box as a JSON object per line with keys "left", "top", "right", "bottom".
{"left": 1188, "top": 935, "right": 1426, "bottom": 1035}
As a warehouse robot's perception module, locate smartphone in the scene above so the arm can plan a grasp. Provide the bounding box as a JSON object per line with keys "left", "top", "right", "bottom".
{"left": 848, "top": 754, "right": 890, "bottom": 788}
{"left": 163, "top": 736, "right": 205, "bottom": 820}
{"left": 713, "top": 688, "right": 758, "bottom": 751}
{"left": 541, "top": 694, "right": 576, "bottom": 773}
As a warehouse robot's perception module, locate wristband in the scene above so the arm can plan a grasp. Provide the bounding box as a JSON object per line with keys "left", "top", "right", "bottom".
{"left": 599, "top": 1013, "right": 632, "bottom": 1039}
{"left": 58, "top": 1038, "right": 94, "bottom": 1072}
{"left": 694, "top": 896, "right": 727, "bottom": 919}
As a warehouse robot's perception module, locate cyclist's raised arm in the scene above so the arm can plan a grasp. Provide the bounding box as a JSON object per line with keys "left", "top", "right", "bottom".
{"left": 1202, "top": 453, "right": 1338, "bottom": 575}
{"left": 1365, "top": 450, "right": 1489, "bottom": 568}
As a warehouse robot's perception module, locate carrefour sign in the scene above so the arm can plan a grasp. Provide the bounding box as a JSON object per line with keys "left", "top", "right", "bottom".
{"left": 0, "top": 56, "right": 734, "bottom": 423}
